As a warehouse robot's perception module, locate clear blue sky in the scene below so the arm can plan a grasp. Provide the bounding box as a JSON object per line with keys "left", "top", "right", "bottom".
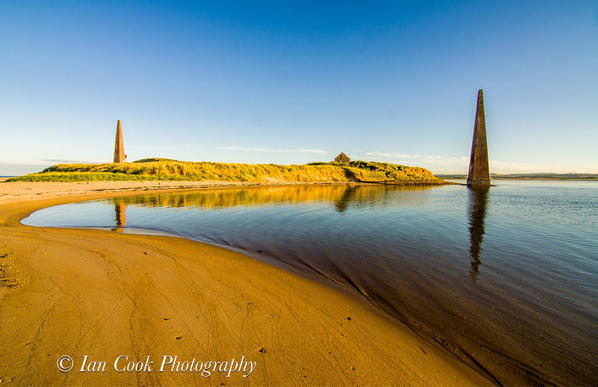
{"left": 1, "top": 0, "right": 597, "bottom": 175}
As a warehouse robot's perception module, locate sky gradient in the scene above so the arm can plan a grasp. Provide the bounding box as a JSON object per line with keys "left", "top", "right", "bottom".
{"left": 1, "top": 0, "right": 597, "bottom": 175}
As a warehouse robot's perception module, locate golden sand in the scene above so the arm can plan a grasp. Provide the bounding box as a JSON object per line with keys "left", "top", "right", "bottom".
{"left": 0, "top": 181, "right": 489, "bottom": 385}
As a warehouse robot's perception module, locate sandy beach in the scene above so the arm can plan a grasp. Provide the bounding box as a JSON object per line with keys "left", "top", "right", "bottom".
{"left": 0, "top": 181, "right": 489, "bottom": 386}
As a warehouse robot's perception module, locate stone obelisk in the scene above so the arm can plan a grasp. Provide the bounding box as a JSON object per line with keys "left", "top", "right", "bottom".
{"left": 467, "top": 90, "right": 490, "bottom": 186}
{"left": 113, "top": 120, "right": 126, "bottom": 163}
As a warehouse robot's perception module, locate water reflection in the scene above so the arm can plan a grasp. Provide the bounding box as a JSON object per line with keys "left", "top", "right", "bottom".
{"left": 467, "top": 186, "right": 489, "bottom": 281}
{"left": 334, "top": 186, "right": 357, "bottom": 213}
{"left": 110, "top": 184, "right": 436, "bottom": 212}
{"left": 114, "top": 202, "right": 126, "bottom": 230}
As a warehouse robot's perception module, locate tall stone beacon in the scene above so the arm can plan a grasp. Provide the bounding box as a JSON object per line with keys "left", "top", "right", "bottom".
{"left": 113, "top": 120, "right": 126, "bottom": 163}
{"left": 467, "top": 90, "right": 490, "bottom": 186}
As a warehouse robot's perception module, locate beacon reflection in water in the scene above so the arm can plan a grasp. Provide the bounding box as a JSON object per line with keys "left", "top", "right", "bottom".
{"left": 114, "top": 202, "right": 126, "bottom": 230}
{"left": 468, "top": 185, "right": 489, "bottom": 281}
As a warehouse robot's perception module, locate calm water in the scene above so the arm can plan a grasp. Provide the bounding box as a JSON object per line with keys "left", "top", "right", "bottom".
{"left": 23, "top": 181, "right": 598, "bottom": 384}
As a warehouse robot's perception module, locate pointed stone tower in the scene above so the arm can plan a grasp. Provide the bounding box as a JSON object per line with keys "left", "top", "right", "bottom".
{"left": 113, "top": 120, "right": 126, "bottom": 163}
{"left": 467, "top": 90, "right": 490, "bottom": 186}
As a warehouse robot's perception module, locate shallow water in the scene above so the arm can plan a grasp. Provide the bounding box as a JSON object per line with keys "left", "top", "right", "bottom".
{"left": 23, "top": 181, "right": 598, "bottom": 384}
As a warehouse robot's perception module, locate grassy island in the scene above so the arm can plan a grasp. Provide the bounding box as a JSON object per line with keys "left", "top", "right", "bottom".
{"left": 8, "top": 159, "right": 443, "bottom": 184}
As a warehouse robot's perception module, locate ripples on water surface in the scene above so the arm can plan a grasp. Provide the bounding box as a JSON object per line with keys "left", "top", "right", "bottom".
{"left": 24, "top": 180, "right": 598, "bottom": 385}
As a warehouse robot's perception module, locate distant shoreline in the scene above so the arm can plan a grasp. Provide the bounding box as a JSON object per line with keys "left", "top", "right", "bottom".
{"left": 438, "top": 174, "right": 598, "bottom": 181}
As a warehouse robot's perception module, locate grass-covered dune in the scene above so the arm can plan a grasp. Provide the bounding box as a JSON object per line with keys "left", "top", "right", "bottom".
{"left": 8, "top": 159, "right": 443, "bottom": 184}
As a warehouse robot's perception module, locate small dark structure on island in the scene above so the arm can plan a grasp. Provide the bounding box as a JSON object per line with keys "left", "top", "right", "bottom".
{"left": 467, "top": 90, "right": 490, "bottom": 186}
{"left": 113, "top": 120, "right": 127, "bottom": 163}
{"left": 334, "top": 152, "right": 350, "bottom": 164}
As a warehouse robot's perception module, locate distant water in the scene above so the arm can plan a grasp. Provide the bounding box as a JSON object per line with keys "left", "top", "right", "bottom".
{"left": 23, "top": 181, "right": 598, "bottom": 385}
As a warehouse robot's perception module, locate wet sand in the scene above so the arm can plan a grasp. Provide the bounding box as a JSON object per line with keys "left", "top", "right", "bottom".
{"left": 0, "top": 181, "right": 489, "bottom": 386}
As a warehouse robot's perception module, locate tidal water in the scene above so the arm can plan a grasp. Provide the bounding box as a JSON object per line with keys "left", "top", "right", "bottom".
{"left": 23, "top": 181, "right": 598, "bottom": 385}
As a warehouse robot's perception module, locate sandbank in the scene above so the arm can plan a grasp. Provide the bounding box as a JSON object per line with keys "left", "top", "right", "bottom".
{"left": 0, "top": 181, "right": 490, "bottom": 385}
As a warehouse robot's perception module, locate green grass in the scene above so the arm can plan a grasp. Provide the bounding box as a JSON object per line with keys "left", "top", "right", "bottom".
{"left": 7, "top": 159, "right": 443, "bottom": 184}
